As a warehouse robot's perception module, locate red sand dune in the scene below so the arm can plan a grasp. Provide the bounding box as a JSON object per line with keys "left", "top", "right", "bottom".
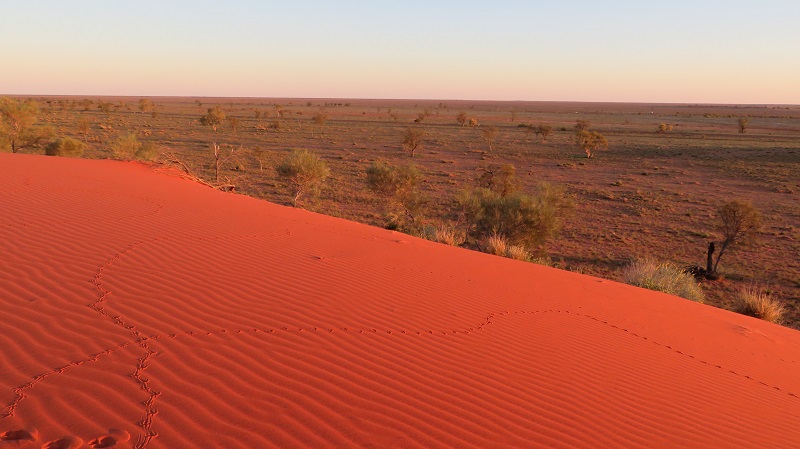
{"left": 1, "top": 153, "right": 799, "bottom": 449}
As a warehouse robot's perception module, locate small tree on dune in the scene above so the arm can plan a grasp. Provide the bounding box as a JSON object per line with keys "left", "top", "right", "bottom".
{"left": 275, "top": 149, "right": 330, "bottom": 207}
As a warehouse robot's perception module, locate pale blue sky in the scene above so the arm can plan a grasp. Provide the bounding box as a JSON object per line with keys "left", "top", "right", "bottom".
{"left": 2, "top": 0, "right": 798, "bottom": 103}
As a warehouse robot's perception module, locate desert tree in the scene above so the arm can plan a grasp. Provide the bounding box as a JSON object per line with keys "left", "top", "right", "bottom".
{"left": 200, "top": 107, "right": 226, "bottom": 132}
{"left": 709, "top": 200, "right": 762, "bottom": 274}
{"left": 252, "top": 147, "right": 270, "bottom": 172}
{"left": 509, "top": 110, "right": 518, "bottom": 122}
{"left": 574, "top": 119, "right": 590, "bottom": 131}
{"left": 0, "top": 97, "right": 53, "bottom": 153}
{"left": 275, "top": 149, "right": 330, "bottom": 207}
{"left": 737, "top": 117, "right": 749, "bottom": 134}
{"left": 228, "top": 117, "right": 240, "bottom": 133}
{"left": 576, "top": 130, "right": 608, "bottom": 158}
{"left": 477, "top": 164, "right": 518, "bottom": 197}
{"left": 481, "top": 125, "right": 499, "bottom": 151}
{"left": 138, "top": 98, "right": 154, "bottom": 113}
{"left": 402, "top": 127, "right": 426, "bottom": 157}
{"left": 366, "top": 161, "right": 426, "bottom": 230}
{"left": 535, "top": 124, "right": 553, "bottom": 141}
{"left": 468, "top": 117, "right": 478, "bottom": 127}
{"left": 456, "top": 111, "right": 468, "bottom": 127}
{"left": 80, "top": 99, "right": 93, "bottom": 111}
{"left": 200, "top": 106, "right": 226, "bottom": 133}
{"left": 45, "top": 137, "right": 86, "bottom": 158}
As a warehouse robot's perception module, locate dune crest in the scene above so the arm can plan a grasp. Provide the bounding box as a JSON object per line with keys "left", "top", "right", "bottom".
{"left": 1, "top": 153, "right": 799, "bottom": 448}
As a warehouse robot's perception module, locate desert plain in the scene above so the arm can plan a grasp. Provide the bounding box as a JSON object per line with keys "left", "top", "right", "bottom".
{"left": 1, "top": 97, "right": 800, "bottom": 448}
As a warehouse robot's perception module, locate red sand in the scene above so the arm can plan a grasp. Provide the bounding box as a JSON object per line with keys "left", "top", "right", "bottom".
{"left": 1, "top": 153, "right": 799, "bottom": 449}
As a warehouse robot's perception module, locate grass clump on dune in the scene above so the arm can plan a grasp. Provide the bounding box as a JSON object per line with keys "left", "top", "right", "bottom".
{"left": 622, "top": 258, "right": 705, "bottom": 302}
{"left": 733, "top": 286, "right": 784, "bottom": 323}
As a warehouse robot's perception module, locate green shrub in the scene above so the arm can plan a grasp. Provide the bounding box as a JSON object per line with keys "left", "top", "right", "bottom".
{"left": 366, "top": 160, "right": 426, "bottom": 230}
{"left": 458, "top": 182, "right": 572, "bottom": 251}
{"left": 621, "top": 258, "right": 705, "bottom": 302}
{"left": 275, "top": 149, "right": 330, "bottom": 207}
{"left": 110, "top": 133, "right": 157, "bottom": 160}
{"left": 45, "top": 137, "right": 86, "bottom": 157}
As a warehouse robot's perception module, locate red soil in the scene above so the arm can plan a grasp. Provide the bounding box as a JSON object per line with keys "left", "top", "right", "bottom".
{"left": 1, "top": 153, "right": 799, "bottom": 448}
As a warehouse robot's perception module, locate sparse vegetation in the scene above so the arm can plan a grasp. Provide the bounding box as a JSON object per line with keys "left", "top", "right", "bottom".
{"left": 622, "top": 258, "right": 705, "bottom": 302}
{"left": 276, "top": 149, "right": 330, "bottom": 207}
{"left": 12, "top": 97, "right": 800, "bottom": 327}
{"left": 45, "top": 137, "right": 86, "bottom": 158}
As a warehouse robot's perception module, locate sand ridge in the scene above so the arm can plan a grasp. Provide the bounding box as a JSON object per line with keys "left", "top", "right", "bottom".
{"left": 1, "top": 153, "right": 799, "bottom": 448}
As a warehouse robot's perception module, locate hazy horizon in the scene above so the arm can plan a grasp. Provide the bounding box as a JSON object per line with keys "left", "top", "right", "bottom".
{"left": 3, "top": 0, "right": 799, "bottom": 104}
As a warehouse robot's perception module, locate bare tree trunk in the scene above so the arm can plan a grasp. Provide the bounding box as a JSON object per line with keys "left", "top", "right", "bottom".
{"left": 706, "top": 242, "right": 715, "bottom": 274}
{"left": 712, "top": 241, "right": 729, "bottom": 274}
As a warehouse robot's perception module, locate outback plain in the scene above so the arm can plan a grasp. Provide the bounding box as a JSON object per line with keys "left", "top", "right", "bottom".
{"left": 2, "top": 96, "right": 800, "bottom": 449}
{"left": 10, "top": 96, "right": 800, "bottom": 327}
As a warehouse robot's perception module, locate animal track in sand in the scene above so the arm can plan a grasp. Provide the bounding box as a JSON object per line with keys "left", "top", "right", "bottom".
{"left": 88, "top": 429, "right": 130, "bottom": 448}
{"left": 0, "top": 428, "right": 38, "bottom": 442}
{"left": 4, "top": 270, "right": 797, "bottom": 449}
{"left": 41, "top": 435, "right": 83, "bottom": 449}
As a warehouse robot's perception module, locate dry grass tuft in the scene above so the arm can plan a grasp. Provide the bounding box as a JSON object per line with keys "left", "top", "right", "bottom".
{"left": 486, "top": 234, "right": 508, "bottom": 256}
{"left": 622, "top": 258, "right": 705, "bottom": 302}
{"left": 432, "top": 226, "right": 465, "bottom": 246}
{"left": 505, "top": 244, "right": 530, "bottom": 261}
{"left": 733, "top": 286, "right": 784, "bottom": 323}
{"left": 485, "top": 235, "right": 530, "bottom": 261}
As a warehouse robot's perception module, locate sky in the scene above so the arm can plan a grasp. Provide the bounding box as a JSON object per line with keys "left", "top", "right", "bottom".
{"left": 2, "top": 0, "right": 799, "bottom": 103}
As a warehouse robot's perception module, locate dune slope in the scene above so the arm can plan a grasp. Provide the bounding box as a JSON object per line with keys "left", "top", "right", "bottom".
{"left": 1, "top": 153, "right": 799, "bottom": 449}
